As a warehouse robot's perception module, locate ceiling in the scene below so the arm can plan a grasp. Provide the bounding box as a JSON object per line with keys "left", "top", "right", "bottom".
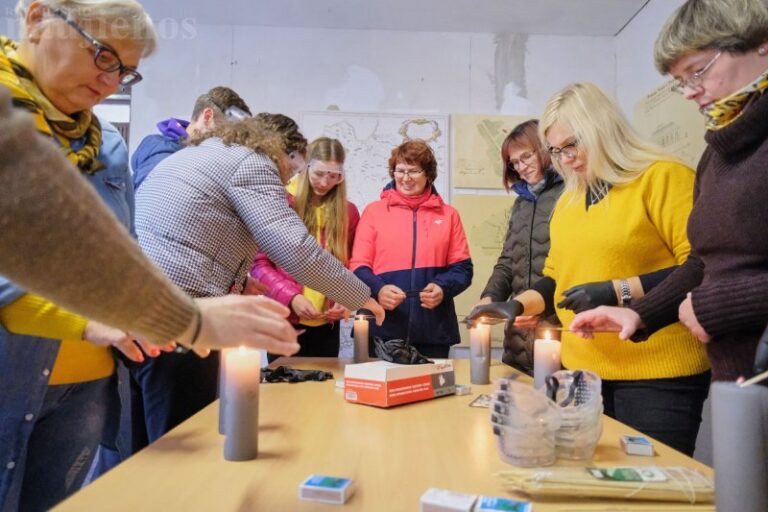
{"left": 1, "top": 0, "right": 651, "bottom": 37}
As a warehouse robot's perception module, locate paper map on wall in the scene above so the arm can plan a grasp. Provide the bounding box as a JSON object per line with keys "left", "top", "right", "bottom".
{"left": 633, "top": 81, "right": 707, "bottom": 169}
{"left": 453, "top": 114, "right": 532, "bottom": 189}
{"left": 301, "top": 112, "right": 450, "bottom": 209}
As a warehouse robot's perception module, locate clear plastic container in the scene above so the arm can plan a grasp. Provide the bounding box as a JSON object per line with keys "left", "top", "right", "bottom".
{"left": 493, "top": 422, "right": 558, "bottom": 467}
{"left": 546, "top": 370, "right": 603, "bottom": 460}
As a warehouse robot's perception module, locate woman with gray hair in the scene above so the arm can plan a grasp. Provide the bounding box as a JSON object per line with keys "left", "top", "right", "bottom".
{"left": 571, "top": 0, "right": 768, "bottom": 383}
{"left": 0, "top": 0, "right": 156, "bottom": 509}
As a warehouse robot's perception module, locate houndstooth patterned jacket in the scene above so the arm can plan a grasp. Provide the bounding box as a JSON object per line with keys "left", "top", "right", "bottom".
{"left": 135, "top": 137, "right": 371, "bottom": 308}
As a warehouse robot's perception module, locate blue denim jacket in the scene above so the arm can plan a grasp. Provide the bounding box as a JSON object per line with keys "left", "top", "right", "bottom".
{"left": 0, "top": 119, "right": 134, "bottom": 511}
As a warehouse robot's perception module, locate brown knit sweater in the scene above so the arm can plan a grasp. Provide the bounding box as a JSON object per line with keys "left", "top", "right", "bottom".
{"left": 632, "top": 90, "right": 768, "bottom": 381}
{"left": 0, "top": 86, "right": 195, "bottom": 344}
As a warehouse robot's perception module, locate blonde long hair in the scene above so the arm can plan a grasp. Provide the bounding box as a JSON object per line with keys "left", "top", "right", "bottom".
{"left": 294, "top": 137, "right": 350, "bottom": 265}
{"left": 539, "top": 82, "right": 681, "bottom": 201}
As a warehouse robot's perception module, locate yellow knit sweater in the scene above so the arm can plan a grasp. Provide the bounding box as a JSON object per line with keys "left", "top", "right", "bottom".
{"left": 0, "top": 294, "right": 114, "bottom": 384}
{"left": 543, "top": 161, "right": 710, "bottom": 380}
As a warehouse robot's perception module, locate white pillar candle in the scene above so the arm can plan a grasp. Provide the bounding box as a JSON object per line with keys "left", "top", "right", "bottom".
{"left": 353, "top": 314, "right": 370, "bottom": 363}
{"left": 469, "top": 322, "right": 491, "bottom": 384}
{"left": 223, "top": 346, "right": 260, "bottom": 461}
{"left": 533, "top": 331, "right": 561, "bottom": 389}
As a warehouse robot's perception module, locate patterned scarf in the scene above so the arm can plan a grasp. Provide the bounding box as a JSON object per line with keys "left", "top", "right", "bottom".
{"left": 702, "top": 68, "right": 768, "bottom": 131}
{"left": 0, "top": 36, "right": 104, "bottom": 174}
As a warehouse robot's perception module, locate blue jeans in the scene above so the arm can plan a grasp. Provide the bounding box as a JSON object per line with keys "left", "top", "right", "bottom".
{"left": 128, "top": 351, "right": 220, "bottom": 444}
{"left": 6, "top": 377, "right": 112, "bottom": 512}
{"left": 602, "top": 371, "right": 711, "bottom": 456}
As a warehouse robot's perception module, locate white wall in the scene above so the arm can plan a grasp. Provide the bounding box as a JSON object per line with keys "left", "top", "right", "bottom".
{"left": 615, "top": 0, "right": 686, "bottom": 115}
{"left": 129, "top": 24, "right": 615, "bottom": 153}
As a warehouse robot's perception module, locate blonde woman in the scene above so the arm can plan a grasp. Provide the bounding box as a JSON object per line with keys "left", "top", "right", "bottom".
{"left": 251, "top": 137, "right": 359, "bottom": 358}
{"left": 468, "top": 82, "right": 710, "bottom": 456}
{"left": 572, "top": 0, "right": 768, "bottom": 385}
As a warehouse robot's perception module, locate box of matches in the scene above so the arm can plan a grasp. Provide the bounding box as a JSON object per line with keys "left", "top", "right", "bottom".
{"left": 299, "top": 474, "right": 354, "bottom": 505}
{"left": 620, "top": 435, "right": 655, "bottom": 457}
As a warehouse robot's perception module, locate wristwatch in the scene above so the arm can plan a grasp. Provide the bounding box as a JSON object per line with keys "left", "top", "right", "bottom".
{"left": 619, "top": 279, "right": 632, "bottom": 307}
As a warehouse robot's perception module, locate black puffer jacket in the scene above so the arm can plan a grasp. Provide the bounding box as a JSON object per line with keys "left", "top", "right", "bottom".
{"left": 480, "top": 169, "right": 564, "bottom": 373}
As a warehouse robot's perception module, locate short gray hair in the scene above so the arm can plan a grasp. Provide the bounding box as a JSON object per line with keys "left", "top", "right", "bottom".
{"left": 16, "top": 0, "right": 157, "bottom": 57}
{"left": 654, "top": 0, "right": 768, "bottom": 74}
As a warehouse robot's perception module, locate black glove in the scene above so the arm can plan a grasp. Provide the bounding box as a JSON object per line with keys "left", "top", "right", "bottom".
{"left": 373, "top": 337, "right": 433, "bottom": 365}
{"left": 262, "top": 366, "right": 334, "bottom": 383}
{"left": 466, "top": 299, "right": 524, "bottom": 324}
{"left": 557, "top": 280, "right": 618, "bottom": 313}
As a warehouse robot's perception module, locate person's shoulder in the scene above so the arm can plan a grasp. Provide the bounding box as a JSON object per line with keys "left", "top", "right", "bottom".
{"left": 640, "top": 160, "right": 695, "bottom": 190}
{"left": 360, "top": 198, "right": 387, "bottom": 216}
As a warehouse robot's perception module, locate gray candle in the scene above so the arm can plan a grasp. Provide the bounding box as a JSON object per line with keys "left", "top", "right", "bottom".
{"left": 223, "top": 347, "right": 260, "bottom": 461}
{"left": 353, "top": 314, "right": 370, "bottom": 363}
{"left": 218, "top": 348, "right": 230, "bottom": 435}
{"left": 469, "top": 323, "right": 491, "bottom": 384}
{"left": 711, "top": 381, "right": 768, "bottom": 512}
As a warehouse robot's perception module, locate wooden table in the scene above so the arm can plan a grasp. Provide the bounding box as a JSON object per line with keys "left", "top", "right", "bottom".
{"left": 57, "top": 359, "right": 714, "bottom": 511}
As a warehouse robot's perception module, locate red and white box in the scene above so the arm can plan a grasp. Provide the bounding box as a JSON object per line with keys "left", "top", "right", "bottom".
{"left": 344, "top": 360, "right": 456, "bottom": 408}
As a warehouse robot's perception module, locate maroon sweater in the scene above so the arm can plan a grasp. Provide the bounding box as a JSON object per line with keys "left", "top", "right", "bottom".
{"left": 632, "top": 90, "right": 768, "bottom": 381}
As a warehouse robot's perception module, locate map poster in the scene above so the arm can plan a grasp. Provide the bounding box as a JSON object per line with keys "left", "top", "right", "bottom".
{"left": 301, "top": 111, "right": 450, "bottom": 210}
{"left": 633, "top": 80, "right": 707, "bottom": 169}
{"left": 453, "top": 114, "right": 532, "bottom": 189}
{"left": 452, "top": 193, "right": 514, "bottom": 344}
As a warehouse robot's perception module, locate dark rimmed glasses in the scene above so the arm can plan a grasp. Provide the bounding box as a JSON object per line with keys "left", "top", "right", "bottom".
{"left": 51, "top": 8, "right": 143, "bottom": 87}
{"left": 548, "top": 140, "right": 579, "bottom": 162}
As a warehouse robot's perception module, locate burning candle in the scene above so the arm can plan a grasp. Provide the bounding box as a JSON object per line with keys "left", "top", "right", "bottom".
{"left": 353, "top": 314, "right": 370, "bottom": 363}
{"left": 222, "top": 346, "right": 260, "bottom": 461}
{"left": 469, "top": 322, "right": 491, "bottom": 384}
{"left": 533, "top": 330, "right": 561, "bottom": 389}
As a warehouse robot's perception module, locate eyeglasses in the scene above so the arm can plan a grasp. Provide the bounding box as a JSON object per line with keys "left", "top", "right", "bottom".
{"left": 509, "top": 151, "right": 537, "bottom": 171}
{"left": 310, "top": 169, "right": 344, "bottom": 183}
{"left": 393, "top": 168, "right": 425, "bottom": 178}
{"left": 548, "top": 140, "right": 579, "bottom": 162}
{"left": 51, "top": 8, "right": 142, "bottom": 87}
{"left": 670, "top": 51, "right": 722, "bottom": 94}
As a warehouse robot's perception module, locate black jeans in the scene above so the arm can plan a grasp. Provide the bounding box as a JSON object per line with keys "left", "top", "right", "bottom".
{"left": 602, "top": 371, "right": 711, "bottom": 456}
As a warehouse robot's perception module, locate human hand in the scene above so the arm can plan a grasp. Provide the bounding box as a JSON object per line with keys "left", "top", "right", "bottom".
{"left": 290, "top": 295, "right": 323, "bottom": 320}
{"left": 466, "top": 299, "right": 524, "bottom": 325}
{"left": 378, "top": 285, "right": 406, "bottom": 310}
{"left": 569, "top": 305, "right": 641, "bottom": 340}
{"left": 241, "top": 275, "right": 268, "bottom": 295}
{"left": 514, "top": 315, "right": 540, "bottom": 328}
{"left": 179, "top": 295, "right": 300, "bottom": 357}
{"left": 324, "top": 302, "right": 350, "bottom": 321}
{"left": 558, "top": 280, "right": 618, "bottom": 313}
{"left": 679, "top": 293, "right": 710, "bottom": 343}
{"left": 84, "top": 321, "right": 161, "bottom": 363}
{"left": 420, "top": 283, "right": 444, "bottom": 309}
{"left": 362, "top": 297, "right": 386, "bottom": 326}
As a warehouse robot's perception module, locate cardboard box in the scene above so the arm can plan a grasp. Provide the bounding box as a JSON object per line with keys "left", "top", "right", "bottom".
{"left": 620, "top": 435, "right": 655, "bottom": 457}
{"left": 298, "top": 474, "right": 354, "bottom": 505}
{"left": 420, "top": 488, "right": 477, "bottom": 512}
{"left": 344, "top": 360, "right": 455, "bottom": 408}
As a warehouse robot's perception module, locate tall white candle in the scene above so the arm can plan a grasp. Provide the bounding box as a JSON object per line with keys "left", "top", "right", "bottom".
{"left": 469, "top": 322, "right": 491, "bottom": 384}
{"left": 223, "top": 346, "right": 260, "bottom": 461}
{"left": 353, "top": 314, "right": 370, "bottom": 363}
{"left": 533, "top": 331, "right": 561, "bottom": 389}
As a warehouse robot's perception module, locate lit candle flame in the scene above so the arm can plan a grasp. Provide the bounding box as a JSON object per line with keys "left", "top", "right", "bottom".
{"left": 544, "top": 330, "right": 551, "bottom": 341}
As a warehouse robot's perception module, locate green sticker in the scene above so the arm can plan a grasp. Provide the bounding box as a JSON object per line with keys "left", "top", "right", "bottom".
{"left": 587, "top": 467, "right": 667, "bottom": 482}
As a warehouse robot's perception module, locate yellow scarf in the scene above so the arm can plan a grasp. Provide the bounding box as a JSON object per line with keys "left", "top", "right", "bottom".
{"left": 0, "top": 36, "right": 104, "bottom": 174}
{"left": 703, "top": 68, "right": 768, "bottom": 131}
